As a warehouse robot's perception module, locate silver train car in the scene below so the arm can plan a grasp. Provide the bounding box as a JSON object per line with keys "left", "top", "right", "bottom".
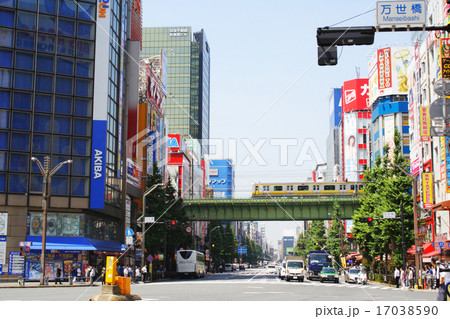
{"left": 251, "top": 182, "right": 364, "bottom": 197}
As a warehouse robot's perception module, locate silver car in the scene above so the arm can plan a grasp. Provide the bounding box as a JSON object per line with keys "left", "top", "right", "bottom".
{"left": 345, "top": 268, "right": 360, "bottom": 283}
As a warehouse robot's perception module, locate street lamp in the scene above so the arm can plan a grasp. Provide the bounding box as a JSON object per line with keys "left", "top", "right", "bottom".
{"left": 31, "top": 156, "right": 72, "bottom": 286}
{"left": 388, "top": 162, "right": 421, "bottom": 285}
{"left": 140, "top": 183, "right": 164, "bottom": 269}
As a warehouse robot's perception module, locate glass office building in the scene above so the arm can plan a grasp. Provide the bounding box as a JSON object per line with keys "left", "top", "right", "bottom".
{"left": 0, "top": 0, "right": 129, "bottom": 276}
{"left": 142, "top": 27, "right": 210, "bottom": 157}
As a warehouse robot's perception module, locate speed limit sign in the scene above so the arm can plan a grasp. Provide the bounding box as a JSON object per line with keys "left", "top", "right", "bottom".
{"left": 185, "top": 226, "right": 192, "bottom": 233}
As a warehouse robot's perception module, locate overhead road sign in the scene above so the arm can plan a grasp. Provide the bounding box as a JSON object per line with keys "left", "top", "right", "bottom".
{"left": 383, "top": 212, "right": 396, "bottom": 219}
{"left": 376, "top": 1, "right": 426, "bottom": 27}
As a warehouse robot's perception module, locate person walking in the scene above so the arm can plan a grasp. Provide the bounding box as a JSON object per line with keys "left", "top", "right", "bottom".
{"left": 394, "top": 267, "right": 400, "bottom": 288}
{"left": 141, "top": 264, "right": 147, "bottom": 282}
{"left": 89, "top": 266, "right": 96, "bottom": 285}
{"left": 123, "top": 265, "right": 129, "bottom": 277}
{"left": 55, "top": 265, "right": 62, "bottom": 285}
{"left": 135, "top": 267, "right": 141, "bottom": 283}
{"left": 101, "top": 267, "right": 106, "bottom": 285}
{"left": 85, "top": 266, "right": 91, "bottom": 283}
{"left": 76, "top": 266, "right": 81, "bottom": 283}
{"left": 436, "top": 249, "right": 450, "bottom": 301}
{"left": 400, "top": 268, "right": 405, "bottom": 289}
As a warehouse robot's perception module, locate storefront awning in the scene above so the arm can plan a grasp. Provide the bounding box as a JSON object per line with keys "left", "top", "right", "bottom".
{"left": 406, "top": 242, "right": 435, "bottom": 255}
{"left": 422, "top": 250, "right": 440, "bottom": 258}
{"left": 26, "top": 236, "right": 124, "bottom": 252}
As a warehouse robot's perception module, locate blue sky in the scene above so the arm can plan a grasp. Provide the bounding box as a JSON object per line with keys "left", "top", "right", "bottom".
{"left": 142, "top": 0, "right": 413, "bottom": 245}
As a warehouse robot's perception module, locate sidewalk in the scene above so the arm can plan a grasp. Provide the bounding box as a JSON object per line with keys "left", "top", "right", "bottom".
{"left": 0, "top": 280, "right": 101, "bottom": 288}
{"left": 368, "top": 280, "right": 436, "bottom": 293}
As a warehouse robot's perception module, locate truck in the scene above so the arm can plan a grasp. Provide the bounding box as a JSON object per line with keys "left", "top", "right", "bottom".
{"left": 284, "top": 256, "right": 306, "bottom": 282}
{"left": 306, "top": 250, "right": 332, "bottom": 280}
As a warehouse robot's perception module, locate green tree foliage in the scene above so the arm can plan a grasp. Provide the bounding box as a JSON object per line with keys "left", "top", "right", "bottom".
{"left": 352, "top": 128, "right": 414, "bottom": 269}
{"left": 143, "top": 162, "right": 192, "bottom": 271}
{"left": 327, "top": 201, "right": 346, "bottom": 264}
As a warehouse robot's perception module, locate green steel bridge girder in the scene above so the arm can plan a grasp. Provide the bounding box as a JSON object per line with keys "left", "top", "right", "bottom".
{"left": 183, "top": 197, "right": 361, "bottom": 221}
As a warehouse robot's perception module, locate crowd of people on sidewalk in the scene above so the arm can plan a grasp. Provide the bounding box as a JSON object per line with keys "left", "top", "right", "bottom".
{"left": 392, "top": 249, "right": 450, "bottom": 301}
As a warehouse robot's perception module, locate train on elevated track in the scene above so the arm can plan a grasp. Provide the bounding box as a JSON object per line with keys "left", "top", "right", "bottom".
{"left": 251, "top": 182, "right": 365, "bottom": 197}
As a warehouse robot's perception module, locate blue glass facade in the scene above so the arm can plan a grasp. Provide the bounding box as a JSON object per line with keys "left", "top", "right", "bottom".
{"left": 0, "top": 0, "right": 96, "bottom": 196}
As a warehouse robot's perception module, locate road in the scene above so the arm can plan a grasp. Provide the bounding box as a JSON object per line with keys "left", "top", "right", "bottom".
{"left": 0, "top": 268, "right": 437, "bottom": 301}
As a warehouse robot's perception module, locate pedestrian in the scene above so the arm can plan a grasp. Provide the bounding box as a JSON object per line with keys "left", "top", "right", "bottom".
{"left": 135, "top": 267, "right": 141, "bottom": 283}
{"left": 77, "top": 266, "right": 81, "bottom": 283}
{"left": 55, "top": 265, "right": 62, "bottom": 285}
{"left": 85, "top": 266, "right": 91, "bottom": 283}
{"left": 405, "top": 268, "right": 409, "bottom": 288}
{"left": 89, "top": 266, "right": 96, "bottom": 285}
{"left": 123, "top": 266, "right": 129, "bottom": 277}
{"left": 71, "top": 266, "right": 77, "bottom": 285}
{"left": 436, "top": 249, "right": 450, "bottom": 301}
{"left": 141, "top": 264, "right": 147, "bottom": 282}
{"left": 394, "top": 267, "right": 400, "bottom": 288}
{"left": 101, "top": 267, "right": 106, "bottom": 284}
{"left": 400, "top": 268, "right": 405, "bottom": 289}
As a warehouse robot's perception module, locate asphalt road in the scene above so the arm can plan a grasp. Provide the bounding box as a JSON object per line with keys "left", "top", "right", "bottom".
{"left": 0, "top": 268, "right": 437, "bottom": 301}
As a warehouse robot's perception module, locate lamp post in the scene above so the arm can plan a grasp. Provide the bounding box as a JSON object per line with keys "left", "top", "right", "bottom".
{"left": 140, "top": 183, "right": 164, "bottom": 269}
{"left": 389, "top": 163, "right": 420, "bottom": 285}
{"left": 31, "top": 156, "right": 72, "bottom": 286}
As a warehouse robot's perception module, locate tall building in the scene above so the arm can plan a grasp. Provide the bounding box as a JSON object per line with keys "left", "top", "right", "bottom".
{"left": 326, "top": 88, "right": 342, "bottom": 181}
{"left": 141, "top": 27, "right": 211, "bottom": 157}
{"left": 0, "top": 0, "right": 132, "bottom": 279}
{"left": 341, "top": 79, "right": 371, "bottom": 182}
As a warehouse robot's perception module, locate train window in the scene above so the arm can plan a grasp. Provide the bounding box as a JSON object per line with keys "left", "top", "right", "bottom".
{"left": 298, "top": 185, "right": 309, "bottom": 191}
{"left": 324, "top": 185, "right": 335, "bottom": 191}
{"left": 255, "top": 186, "right": 259, "bottom": 191}
{"left": 359, "top": 184, "right": 364, "bottom": 189}
{"left": 288, "top": 185, "right": 293, "bottom": 191}
{"left": 274, "top": 186, "right": 283, "bottom": 191}
{"left": 339, "top": 185, "right": 342, "bottom": 190}
{"left": 350, "top": 185, "right": 355, "bottom": 190}
{"left": 263, "top": 186, "right": 269, "bottom": 191}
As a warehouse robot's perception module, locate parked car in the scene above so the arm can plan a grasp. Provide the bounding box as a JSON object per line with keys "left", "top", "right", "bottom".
{"left": 319, "top": 267, "right": 339, "bottom": 283}
{"left": 224, "top": 263, "right": 233, "bottom": 272}
{"left": 344, "top": 268, "right": 360, "bottom": 283}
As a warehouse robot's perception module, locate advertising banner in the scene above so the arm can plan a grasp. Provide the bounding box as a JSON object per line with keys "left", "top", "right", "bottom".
{"left": 146, "top": 66, "right": 164, "bottom": 115}
{"left": 441, "top": 38, "right": 450, "bottom": 79}
{"left": 420, "top": 106, "right": 430, "bottom": 142}
{"left": 369, "top": 47, "right": 412, "bottom": 105}
{"left": 126, "top": 159, "right": 142, "bottom": 189}
{"left": 343, "top": 113, "right": 358, "bottom": 181}
{"left": 0, "top": 212, "right": 7, "bottom": 236}
{"left": 440, "top": 136, "right": 450, "bottom": 193}
{"left": 342, "top": 79, "right": 369, "bottom": 113}
{"left": 91, "top": 2, "right": 110, "bottom": 209}
{"left": 0, "top": 236, "right": 6, "bottom": 265}
{"left": 422, "top": 173, "right": 433, "bottom": 209}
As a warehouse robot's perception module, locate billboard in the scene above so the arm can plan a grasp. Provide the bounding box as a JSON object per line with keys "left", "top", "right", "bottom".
{"left": 420, "top": 106, "right": 430, "bottom": 142}
{"left": 422, "top": 173, "right": 433, "bottom": 209}
{"left": 146, "top": 66, "right": 164, "bottom": 115}
{"left": 126, "top": 159, "right": 142, "bottom": 189}
{"left": 342, "top": 79, "right": 369, "bottom": 113}
{"left": 441, "top": 38, "right": 450, "bottom": 79}
{"left": 329, "top": 88, "right": 342, "bottom": 128}
{"left": 90, "top": 6, "right": 110, "bottom": 209}
{"left": 369, "top": 47, "right": 413, "bottom": 105}
{"left": 343, "top": 113, "right": 358, "bottom": 181}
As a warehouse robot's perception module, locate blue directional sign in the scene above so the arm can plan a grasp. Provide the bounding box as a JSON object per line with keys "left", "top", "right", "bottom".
{"left": 125, "top": 228, "right": 134, "bottom": 237}
{"left": 121, "top": 244, "right": 126, "bottom": 251}
{"left": 238, "top": 247, "right": 247, "bottom": 255}
{"left": 0, "top": 264, "right": 3, "bottom": 275}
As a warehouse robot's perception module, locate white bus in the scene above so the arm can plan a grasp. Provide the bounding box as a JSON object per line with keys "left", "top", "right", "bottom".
{"left": 176, "top": 250, "right": 206, "bottom": 278}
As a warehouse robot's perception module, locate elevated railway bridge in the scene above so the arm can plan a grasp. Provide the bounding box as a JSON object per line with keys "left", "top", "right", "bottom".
{"left": 183, "top": 196, "right": 361, "bottom": 221}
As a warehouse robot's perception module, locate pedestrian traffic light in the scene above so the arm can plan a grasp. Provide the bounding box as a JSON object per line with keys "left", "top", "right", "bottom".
{"left": 317, "top": 27, "right": 376, "bottom": 47}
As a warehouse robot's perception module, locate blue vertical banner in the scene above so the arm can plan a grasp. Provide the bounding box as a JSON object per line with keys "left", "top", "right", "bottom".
{"left": 90, "top": 120, "right": 107, "bottom": 209}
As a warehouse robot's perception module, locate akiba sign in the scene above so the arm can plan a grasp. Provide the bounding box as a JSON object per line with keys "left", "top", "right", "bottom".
{"left": 90, "top": 121, "right": 107, "bottom": 209}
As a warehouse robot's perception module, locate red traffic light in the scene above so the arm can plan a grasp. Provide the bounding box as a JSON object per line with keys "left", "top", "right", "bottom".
{"left": 368, "top": 217, "right": 373, "bottom": 222}
{"left": 171, "top": 221, "right": 176, "bottom": 225}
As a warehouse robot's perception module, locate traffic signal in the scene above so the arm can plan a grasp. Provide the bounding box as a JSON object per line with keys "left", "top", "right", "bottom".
{"left": 165, "top": 220, "right": 177, "bottom": 230}
{"left": 318, "top": 46, "right": 337, "bottom": 66}
{"left": 359, "top": 217, "right": 373, "bottom": 226}
{"left": 317, "top": 27, "right": 375, "bottom": 47}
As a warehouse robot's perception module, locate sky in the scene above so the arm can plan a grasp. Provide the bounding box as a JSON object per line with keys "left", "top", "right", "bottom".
{"left": 142, "top": 0, "right": 414, "bottom": 246}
